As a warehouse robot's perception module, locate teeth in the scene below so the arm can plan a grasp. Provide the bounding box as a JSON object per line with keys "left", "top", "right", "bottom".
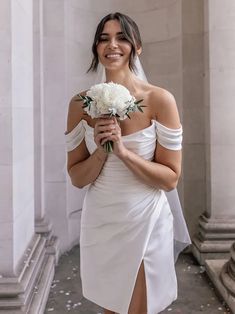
{"left": 106, "top": 54, "right": 121, "bottom": 58}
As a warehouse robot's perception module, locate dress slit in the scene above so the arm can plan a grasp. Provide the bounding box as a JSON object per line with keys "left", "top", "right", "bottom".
{"left": 121, "top": 193, "right": 167, "bottom": 314}
{"left": 128, "top": 259, "right": 147, "bottom": 313}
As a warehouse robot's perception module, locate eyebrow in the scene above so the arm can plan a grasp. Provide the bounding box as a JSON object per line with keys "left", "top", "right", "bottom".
{"left": 100, "top": 32, "right": 124, "bottom": 36}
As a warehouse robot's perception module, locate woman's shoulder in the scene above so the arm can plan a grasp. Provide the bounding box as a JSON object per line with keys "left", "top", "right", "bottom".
{"left": 66, "top": 90, "right": 88, "bottom": 133}
{"left": 143, "top": 83, "right": 181, "bottom": 128}
{"left": 69, "top": 90, "right": 88, "bottom": 108}
{"left": 138, "top": 80, "right": 175, "bottom": 103}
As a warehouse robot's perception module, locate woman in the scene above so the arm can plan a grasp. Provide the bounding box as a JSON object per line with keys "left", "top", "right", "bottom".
{"left": 65, "top": 12, "right": 190, "bottom": 314}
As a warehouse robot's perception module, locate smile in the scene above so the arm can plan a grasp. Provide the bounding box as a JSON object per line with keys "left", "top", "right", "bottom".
{"left": 105, "top": 53, "right": 123, "bottom": 59}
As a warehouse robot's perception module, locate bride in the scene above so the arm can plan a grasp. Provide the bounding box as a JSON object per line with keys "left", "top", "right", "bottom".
{"left": 65, "top": 12, "right": 190, "bottom": 314}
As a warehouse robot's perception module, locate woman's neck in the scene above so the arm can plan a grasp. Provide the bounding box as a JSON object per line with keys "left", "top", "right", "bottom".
{"left": 105, "top": 68, "right": 139, "bottom": 94}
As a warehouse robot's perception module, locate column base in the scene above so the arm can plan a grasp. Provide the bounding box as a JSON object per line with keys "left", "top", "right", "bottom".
{"left": 35, "top": 216, "right": 60, "bottom": 264}
{"left": 192, "top": 214, "right": 235, "bottom": 265}
{"left": 35, "top": 216, "right": 52, "bottom": 235}
{"left": 0, "top": 233, "right": 59, "bottom": 313}
{"left": 206, "top": 259, "right": 235, "bottom": 313}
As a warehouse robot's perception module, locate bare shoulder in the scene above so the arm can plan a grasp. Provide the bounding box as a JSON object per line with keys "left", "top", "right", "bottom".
{"left": 66, "top": 90, "right": 88, "bottom": 133}
{"left": 148, "top": 85, "right": 181, "bottom": 128}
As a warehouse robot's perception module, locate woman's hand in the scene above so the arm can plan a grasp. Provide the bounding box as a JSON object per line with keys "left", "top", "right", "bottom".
{"left": 94, "top": 117, "right": 115, "bottom": 151}
{"left": 94, "top": 117, "right": 128, "bottom": 157}
{"left": 105, "top": 117, "right": 128, "bottom": 158}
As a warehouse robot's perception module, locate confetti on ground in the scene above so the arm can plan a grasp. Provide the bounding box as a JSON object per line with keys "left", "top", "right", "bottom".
{"left": 45, "top": 247, "right": 230, "bottom": 314}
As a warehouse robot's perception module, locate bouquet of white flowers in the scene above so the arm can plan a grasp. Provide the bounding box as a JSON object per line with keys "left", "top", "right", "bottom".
{"left": 77, "top": 82, "right": 144, "bottom": 152}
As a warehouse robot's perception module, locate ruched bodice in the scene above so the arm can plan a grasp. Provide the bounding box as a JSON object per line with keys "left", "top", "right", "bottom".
{"left": 82, "top": 120, "right": 161, "bottom": 226}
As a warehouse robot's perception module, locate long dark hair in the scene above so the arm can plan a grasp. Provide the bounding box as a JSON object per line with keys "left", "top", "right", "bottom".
{"left": 87, "top": 12, "right": 142, "bottom": 73}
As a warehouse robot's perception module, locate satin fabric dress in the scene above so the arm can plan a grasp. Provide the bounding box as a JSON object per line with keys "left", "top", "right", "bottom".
{"left": 65, "top": 119, "right": 191, "bottom": 314}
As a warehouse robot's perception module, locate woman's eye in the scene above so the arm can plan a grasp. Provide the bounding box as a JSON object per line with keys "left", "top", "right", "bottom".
{"left": 99, "top": 38, "right": 108, "bottom": 42}
{"left": 118, "top": 37, "right": 127, "bottom": 41}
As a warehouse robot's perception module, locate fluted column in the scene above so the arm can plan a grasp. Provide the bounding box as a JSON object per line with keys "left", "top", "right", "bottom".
{"left": 0, "top": 0, "right": 35, "bottom": 279}
{"left": 33, "top": 0, "right": 59, "bottom": 266}
{"left": 33, "top": 0, "right": 52, "bottom": 237}
{"left": 192, "top": 0, "right": 235, "bottom": 265}
{"left": 0, "top": 1, "right": 58, "bottom": 312}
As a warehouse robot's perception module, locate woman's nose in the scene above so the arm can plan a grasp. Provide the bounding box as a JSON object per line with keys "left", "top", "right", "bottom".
{"left": 108, "top": 38, "right": 118, "bottom": 48}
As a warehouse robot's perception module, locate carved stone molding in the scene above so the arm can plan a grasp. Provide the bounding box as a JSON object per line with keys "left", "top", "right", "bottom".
{"left": 0, "top": 234, "right": 59, "bottom": 313}
{"left": 206, "top": 242, "right": 235, "bottom": 313}
{"left": 220, "top": 243, "right": 235, "bottom": 297}
{"left": 192, "top": 214, "right": 235, "bottom": 265}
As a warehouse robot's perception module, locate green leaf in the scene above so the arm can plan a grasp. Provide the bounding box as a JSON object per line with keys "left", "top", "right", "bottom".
{"left": 134, "top": 99, "right": 144, "bottom": 105}
{"left": 75, "top": 94, "right": 84, "bottom": 101}
{"left": 137, "top": 106, "right": 144, "bottom": 113}
{"left": 75, "top": 94, "right": 93, "bottom": 104}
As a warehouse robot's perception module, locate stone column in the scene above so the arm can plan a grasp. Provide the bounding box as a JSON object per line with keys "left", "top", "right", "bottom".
{"left": 0, "top": 1, "right": 57, "bottom": 312}
{"left": 192, "top": 0, "right": 235, "bottom": 265}
{"left": 33, "top": 0, "right": 60, "bottom": 262}
{"left": 33, "top": 0, "right": 52, "bottom": 236}
{"left": 202, "top": 2, "right": 235, "bottom": 310}
{"left": 0, "top": 0, "right": 35, "bottom": 278}
{"left": 181, "top": 0, "right": 206, "bottom": 238}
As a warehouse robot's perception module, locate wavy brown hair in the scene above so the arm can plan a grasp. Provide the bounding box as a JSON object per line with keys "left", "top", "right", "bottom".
{"left": 87, "top": 12, "right": 142, "bottom": 73}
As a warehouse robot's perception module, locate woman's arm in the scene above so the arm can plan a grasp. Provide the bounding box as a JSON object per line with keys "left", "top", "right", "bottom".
{"left": 66, "top": 96, "right": 114, "bottom": 188}
{"left": 118, "top": 149, "right": 180, "bottom": 191}
{"left": 67, "top": 145, "right": 107, "bottom": 189}
{"left": 107, "top": 89, "right": 182, "bottom": 191}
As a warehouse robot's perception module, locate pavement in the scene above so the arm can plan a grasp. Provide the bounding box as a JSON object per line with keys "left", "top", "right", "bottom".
{"left": 45, "top": 245, "right": 231, "bottom": 314}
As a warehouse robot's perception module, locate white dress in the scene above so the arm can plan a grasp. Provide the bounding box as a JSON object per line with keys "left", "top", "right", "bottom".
{"left": 65, "top": 119, "right": 191, "bottom": 314}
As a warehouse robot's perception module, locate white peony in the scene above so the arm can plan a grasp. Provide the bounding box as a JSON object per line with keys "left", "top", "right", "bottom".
{"left": 85, "top": 82, "right": 137, "bottom": 120}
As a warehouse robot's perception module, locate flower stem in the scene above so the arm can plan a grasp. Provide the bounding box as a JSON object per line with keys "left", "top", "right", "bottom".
{"left": 104, "top": 141, "right": 113, "bottom": 153}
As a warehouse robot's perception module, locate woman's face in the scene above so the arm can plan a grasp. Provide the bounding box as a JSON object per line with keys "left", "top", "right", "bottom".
{"left": 96, "top": 19, "right": 132, "bottom": 71}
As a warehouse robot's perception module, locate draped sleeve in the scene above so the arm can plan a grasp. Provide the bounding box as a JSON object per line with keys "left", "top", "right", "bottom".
{"left": 155, "top": 120, "right": 183, "bottom": 150}
{"left": 64, "top": 120, "right": 85, "bottom": 152}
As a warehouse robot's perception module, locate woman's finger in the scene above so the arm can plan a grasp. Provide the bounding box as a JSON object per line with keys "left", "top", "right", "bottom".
{"left": 96, "top": 132, "right": 113, "bottom": 141}
{"left": 106, "top": 135, "right": 120, "bottom": 143}
{"left": 96, "top": 118, "right": 114, "bottom": 126}
{"left": 95, "top": 124, "right": 115, "bottom": 134}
